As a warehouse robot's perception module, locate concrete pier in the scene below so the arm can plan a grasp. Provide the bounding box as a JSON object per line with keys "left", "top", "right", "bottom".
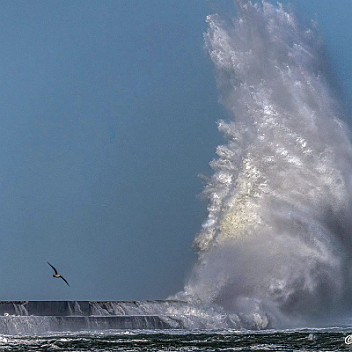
{"left": 0, "top": 301, "right": 186, "bottom": 333}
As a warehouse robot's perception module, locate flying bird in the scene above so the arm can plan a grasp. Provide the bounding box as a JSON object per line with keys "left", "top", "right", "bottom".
{"left": 47, "top": 262, "right": 70, "bottom": 287}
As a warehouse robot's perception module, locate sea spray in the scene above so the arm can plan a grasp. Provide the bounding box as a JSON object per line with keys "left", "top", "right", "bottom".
{"left": 174, "top": 0, "right": 352, "bottom": 328}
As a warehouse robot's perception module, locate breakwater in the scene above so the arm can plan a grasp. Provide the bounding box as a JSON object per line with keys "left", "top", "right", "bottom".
{"left": 0, "top": 301, "right": 185, "bottom": 334}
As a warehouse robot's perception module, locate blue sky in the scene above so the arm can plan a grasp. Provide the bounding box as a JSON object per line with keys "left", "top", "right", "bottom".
{"left": 0, "top": 0, "right": 351, "bottom": 300}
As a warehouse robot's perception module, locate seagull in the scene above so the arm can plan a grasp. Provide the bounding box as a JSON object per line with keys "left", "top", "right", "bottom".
{"left": 47, "top": 262, "right": 70, "bottom": 287}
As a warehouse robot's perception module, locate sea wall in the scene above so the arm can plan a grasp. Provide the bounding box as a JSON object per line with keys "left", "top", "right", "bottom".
{"left": 0, "top": 301, "right": 185, "bottom": 334}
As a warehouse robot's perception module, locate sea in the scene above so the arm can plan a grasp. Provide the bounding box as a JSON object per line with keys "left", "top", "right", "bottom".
{"left": 1, "top": 328, "right": 351, "bottom": 352}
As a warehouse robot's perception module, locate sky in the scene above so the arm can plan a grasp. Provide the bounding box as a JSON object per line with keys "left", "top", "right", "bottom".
{"left": 0, "top": 0, "right": 351, "bottom": 301}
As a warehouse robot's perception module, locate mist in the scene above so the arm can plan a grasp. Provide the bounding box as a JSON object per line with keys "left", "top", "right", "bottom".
{"left": 175, "top": 0, "right": 352, "bottom": 328}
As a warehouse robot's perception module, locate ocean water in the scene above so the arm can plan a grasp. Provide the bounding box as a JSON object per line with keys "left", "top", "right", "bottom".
{"left": 0, "top": 328, "right": 351, "bottom": 351}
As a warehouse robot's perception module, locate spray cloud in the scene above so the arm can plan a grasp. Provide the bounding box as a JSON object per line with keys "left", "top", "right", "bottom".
{"left": 177, "top": 0, "right": 352, "bottom": 328}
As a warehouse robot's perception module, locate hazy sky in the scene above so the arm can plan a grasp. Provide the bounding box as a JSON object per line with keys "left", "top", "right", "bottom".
{"left": 0, "top": 0, "right": 351, "bottom": 301}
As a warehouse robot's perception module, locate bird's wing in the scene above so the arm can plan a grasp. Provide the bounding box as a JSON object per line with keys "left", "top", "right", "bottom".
{"left": 47, "top": 262, "right": 58, "bottom": 275}
{"left": 60, "top": 276, "right": 70, "bottom": 287}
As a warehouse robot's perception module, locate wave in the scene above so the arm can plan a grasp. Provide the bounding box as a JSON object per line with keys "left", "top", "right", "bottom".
{"left": 174, "top": 0, "right": 352, "bottom": 328}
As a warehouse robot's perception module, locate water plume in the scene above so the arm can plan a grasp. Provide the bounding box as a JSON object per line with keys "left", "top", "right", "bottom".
{"left": 176, "top": 0, "right": 352, "bottom": 328}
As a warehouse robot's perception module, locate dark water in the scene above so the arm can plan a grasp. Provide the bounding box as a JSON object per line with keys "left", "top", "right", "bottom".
{"left": 1, "top": 328, "right": 352, "bottom": 351}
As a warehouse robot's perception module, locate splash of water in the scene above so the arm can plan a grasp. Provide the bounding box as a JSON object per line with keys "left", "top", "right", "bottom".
{"left": 176, "top": 0, "right": 352, "bottom": 328}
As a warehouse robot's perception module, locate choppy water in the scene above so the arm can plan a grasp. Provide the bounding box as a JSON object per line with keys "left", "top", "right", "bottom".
{"left": 1, "top": 328, "right": 352, "bottom": 351}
